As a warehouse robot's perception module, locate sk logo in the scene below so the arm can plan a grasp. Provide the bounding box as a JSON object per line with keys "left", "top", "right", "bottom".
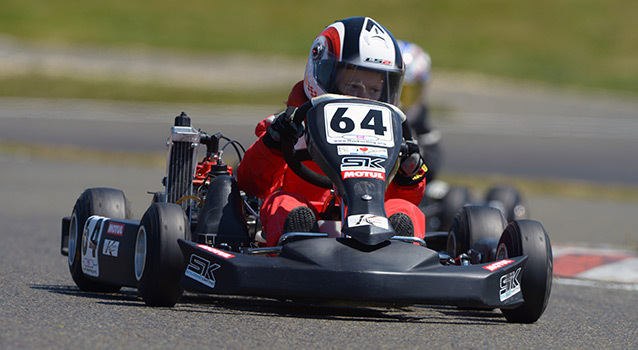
{"left": 185, "top": 255, "right": 221, "bottom": 289}
{"left": 499, "top": 268, "right": 521, "bottom": 301}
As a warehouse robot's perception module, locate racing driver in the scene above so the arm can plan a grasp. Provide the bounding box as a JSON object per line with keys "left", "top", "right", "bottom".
{"left": 236, "top": 17, "right": 428, "bottom": 247}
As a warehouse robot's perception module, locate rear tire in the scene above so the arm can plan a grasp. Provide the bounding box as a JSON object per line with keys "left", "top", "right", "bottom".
{"left": 136, "top": 203, "right": 189, "bottom": 307}
{"left": 485, "top": 186, "right": 528, "bottom": 221}
{"left": 68, "top": 188, "right": 132, "bottom": 292}
{"left": 497, "top": 220, "right": 553, "bottom": 323}
{"left": 446, "top": 205, "right": 506, "bottom": 262}
{"left": 438, "top": 186, "right": 471, "bottom": 231}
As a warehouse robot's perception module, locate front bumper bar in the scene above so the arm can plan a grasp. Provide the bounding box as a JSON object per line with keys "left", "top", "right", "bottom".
{"left": 178, "top": 238, "right": 526, "bottom": 309}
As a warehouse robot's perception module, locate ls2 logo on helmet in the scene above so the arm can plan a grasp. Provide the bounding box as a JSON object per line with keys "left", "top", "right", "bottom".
{"left": 364, "top": 58, "right": 393, "bottom": 66}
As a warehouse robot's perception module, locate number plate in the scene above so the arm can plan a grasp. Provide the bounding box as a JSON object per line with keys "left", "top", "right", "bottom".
{"left": 323, "top": 103, "right": 394, "bottom": 147}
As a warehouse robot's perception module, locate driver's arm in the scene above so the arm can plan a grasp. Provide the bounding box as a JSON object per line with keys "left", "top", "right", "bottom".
{"left": 386, "top": 124, "right": 428, "bottom": 205}
{"left": 386, "top": 179, "right": 425, "bottom": 206}
{"left": 236, "top": 117, "right": 288, "bottom": 198}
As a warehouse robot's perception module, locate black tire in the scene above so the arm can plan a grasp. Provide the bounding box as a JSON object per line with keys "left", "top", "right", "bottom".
{"left": 68, "top": 188, "right": 133, "bottom": 292}
{"left": 136, "top": 202, "right": 189, "bottom": 307}
{"left": 496, "top": 220, "right": 553, "bottom": 323}
{"left": 485, "top": 186, "right": 528, "bottom": 221}
{"left": 446, "top": 205, "right": 506, "bottom": 262}
{"left": 437, "top": 186, "right": 472, "bottom": 232}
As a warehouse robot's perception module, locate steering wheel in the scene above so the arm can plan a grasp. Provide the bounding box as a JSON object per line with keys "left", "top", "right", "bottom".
{"left": 281, "top": 101, "right": 333, "bottom": 189}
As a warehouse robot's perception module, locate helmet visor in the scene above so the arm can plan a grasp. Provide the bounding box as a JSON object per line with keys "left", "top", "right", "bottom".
{"left": 315, "top": 60, "right": 403, "bottom": 105}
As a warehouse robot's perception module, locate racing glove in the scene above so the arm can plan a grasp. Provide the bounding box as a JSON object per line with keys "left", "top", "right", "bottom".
{"left": 262, "top": 106, "right": 305, "bottom": 150}
{"left": 394, "top": 139, "right": 428, "bottom": 187}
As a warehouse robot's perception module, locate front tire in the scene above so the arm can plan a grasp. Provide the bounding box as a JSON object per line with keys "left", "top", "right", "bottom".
{"left": 446, "top": 205, "right": 506, "bottom": 262}
{"left": 136, "top": 203, "right": 189, "bottom": 307}
{"left": 497, "top": 220, "right": 553, "bottom": 323}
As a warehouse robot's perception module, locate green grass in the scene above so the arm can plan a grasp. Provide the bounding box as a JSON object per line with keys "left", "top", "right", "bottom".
{"left": 0, "top": 74, "right": 290, "bottom": 105}
{"left": 2, "top": 0, "right": 638, "bottom": 96}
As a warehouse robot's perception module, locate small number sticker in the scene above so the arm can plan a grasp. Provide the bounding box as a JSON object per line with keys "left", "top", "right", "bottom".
{"left": 81, "top": 216, "right": 106, "bottom": 277}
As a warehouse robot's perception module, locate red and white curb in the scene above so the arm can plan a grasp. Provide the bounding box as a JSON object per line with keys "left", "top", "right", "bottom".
{"left": 552, "top": 245, "right": 638, "bottom": 291}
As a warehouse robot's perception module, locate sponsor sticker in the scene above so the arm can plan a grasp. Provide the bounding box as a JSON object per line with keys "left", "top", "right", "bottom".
{"left": 483, "top": 259, "right": 515, "bottom": 271}
{"left": 340, "top": 156, "right": 385, "bottom": 172}
{"left": 337, "top": 146, "right": 388, "bottom": 158}
{"left": 499, "top": 268, "right": 522, "bottom": 301}
{"left": 102, "top": 239, "right": 120, "bottom": 257}
{"left": 196, "top": 244, "right": 235, "bottom": 259}
{"left": 106, "top": 222, "right": 124, "bottom": 236}
{"left": 342, "top": 170, "right": 385, "bottom": 181}
{"left": 347, "top": 214, "right": 389, "bottom": 229}
{"left": 185, "top": 254, "right": 220, "bottom": 289}
{"left": 365, "top": 58, "right": 393, "bottom": 66}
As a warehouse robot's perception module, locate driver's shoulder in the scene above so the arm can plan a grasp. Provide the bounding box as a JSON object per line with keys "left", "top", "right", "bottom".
{"left": 255, "top": 115, "right": 276, "bottom": 137}
{"left": 286, "top": 80, "right": 308, "bottom": 107}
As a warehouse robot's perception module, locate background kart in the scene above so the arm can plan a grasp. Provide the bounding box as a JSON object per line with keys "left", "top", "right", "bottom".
{"left": 420, "top": 179, "right": 529, "bottom": 232}
{"left": 60, "top": 95, "right": 552, "bottom": 323}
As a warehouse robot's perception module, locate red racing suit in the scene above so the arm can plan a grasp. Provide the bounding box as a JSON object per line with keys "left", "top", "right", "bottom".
{"left": 236, "top": 81, "right": 426, "bottom": 246}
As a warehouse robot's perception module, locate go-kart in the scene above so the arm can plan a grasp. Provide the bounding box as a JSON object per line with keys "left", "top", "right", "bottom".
{"left": 421, "top": 180, "right": 529, "bottom": 232}
{"left": 60, "top": 94, "right": 552, "bottom": 323}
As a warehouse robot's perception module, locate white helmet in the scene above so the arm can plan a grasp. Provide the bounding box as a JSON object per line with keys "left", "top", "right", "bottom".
{"left": 303, "top": 17, "right": 405, "bottom": 106}
{"left": 397, "top": 40, "right": 431, "bottom": 107}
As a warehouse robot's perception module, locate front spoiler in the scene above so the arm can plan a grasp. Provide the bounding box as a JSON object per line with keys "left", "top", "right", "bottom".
{"left": 178, "top": 238, "right": 526, "bottom": 309}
